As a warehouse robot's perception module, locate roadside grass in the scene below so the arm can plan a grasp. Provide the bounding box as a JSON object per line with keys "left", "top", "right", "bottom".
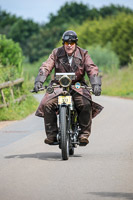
{"left": 23, "top": 55, "right": 52, "bottom": 89}
{"left": 102, "top": 66, "right": 133, "bottom": 99}
{"left": 0, "top": 95, "right": 38, "bottom": 121}
{"left": 23, "top": 55, "right": 48, "bottom": 80}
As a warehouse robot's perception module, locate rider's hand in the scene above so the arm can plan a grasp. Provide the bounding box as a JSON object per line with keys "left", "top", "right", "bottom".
{"left": 90, "top": 75, "right": 101, "bottom": 96}
{"left": 92, "top": 84, "right": 101, "bottom": 96}
{"left": 34, "top": 81, "right": 43, "bottom": 93}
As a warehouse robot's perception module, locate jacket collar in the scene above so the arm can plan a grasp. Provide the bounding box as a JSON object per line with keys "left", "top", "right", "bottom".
{"left": 74, "top": 46, "right": 82, "bottom": 60}
{"left": 57, "top": 46, "right": 82, "bottom": 60}
{"left": 57, "top": 46, "right": 66, "bottom": 58}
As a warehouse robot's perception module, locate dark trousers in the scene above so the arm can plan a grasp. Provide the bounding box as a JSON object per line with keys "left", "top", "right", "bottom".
{"left": 43, "top": 92, "right": 92, "bottom": 138}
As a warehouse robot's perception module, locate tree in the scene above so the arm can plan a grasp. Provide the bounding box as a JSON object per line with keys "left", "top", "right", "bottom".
{"left": 107, "top": 13, "right": 133, "bottom": 65}
{"left": 99, "top": 4, "right": 133, "bottom": 18}
{"left": 0, "top": 4, "right": 133, "bottom": 63}
{"left": 0, "top": 34, "right": 23, "bottom": 82}
{"left": 8, "top": 18, "right": 39, "bottom": 56}
{"left": 0, "top": 34, "right": 23, "bottom": 67}
{"left": 0, "top": 8, "right": 18, "bottom": 35}
{"left": 76, "top": 13, "right": 133, "bottom": 65}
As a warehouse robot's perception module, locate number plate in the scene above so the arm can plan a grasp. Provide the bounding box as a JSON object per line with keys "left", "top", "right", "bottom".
{"left": 58, "top": 96, "right": 72, "bottom": 105}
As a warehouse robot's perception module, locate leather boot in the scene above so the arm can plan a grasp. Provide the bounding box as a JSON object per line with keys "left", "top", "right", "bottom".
{"left": 44, "top": 136, "right": 57, "bottom": 144}
{"left": 79, "top": 135, "right": 89, "bottom": 146}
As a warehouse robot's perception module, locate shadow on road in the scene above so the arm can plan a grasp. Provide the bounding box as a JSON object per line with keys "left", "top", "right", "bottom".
{"left": 89, "top": 192, "right": 133, "bottom": 200}
{"left": 5, "top": 152, "right": 82, "bottom": 161}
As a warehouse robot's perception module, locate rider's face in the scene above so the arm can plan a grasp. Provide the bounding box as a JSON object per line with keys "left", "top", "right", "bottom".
{"left": 64, "top": 41, "right": 76, "bottom": 56}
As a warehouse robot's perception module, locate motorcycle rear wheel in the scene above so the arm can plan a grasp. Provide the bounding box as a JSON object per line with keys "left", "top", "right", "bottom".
{"left": 60, "top": 106, "right": 69, "bottom": 160}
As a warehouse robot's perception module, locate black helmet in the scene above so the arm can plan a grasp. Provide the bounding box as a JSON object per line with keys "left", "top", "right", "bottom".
{"left": 62, "top": 30, "right": 78, "bottom": 44}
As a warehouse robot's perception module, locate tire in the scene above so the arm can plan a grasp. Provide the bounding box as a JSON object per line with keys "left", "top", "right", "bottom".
{"left": 60, "top": 106, "right": 69, "bottom": 160}
{"left": 69, "top": 147, "right": 74, "bottom": 156}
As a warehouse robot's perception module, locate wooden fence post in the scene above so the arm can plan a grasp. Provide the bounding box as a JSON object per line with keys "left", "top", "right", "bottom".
{"left": 0, "top": 78, "right": 25, "bottom": 108}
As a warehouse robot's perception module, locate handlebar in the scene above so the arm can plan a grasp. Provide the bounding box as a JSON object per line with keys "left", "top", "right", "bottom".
{"left": 31, "top": 85, "right": 92, "bottom": 93}
{"left": 30, "top": 87, "right": 45, "bottom": 93}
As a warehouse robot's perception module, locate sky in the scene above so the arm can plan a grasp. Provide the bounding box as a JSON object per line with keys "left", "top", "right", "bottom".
{"left": 0, "top": 0, "right": 133, "bottom": 24}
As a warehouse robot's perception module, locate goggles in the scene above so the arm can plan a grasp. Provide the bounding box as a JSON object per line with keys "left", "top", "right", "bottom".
{"left": 64, "top": 41, "right": 75, "bottom": 46}
{"left": 63, "top": 35, "right": 77, "bottom": 41}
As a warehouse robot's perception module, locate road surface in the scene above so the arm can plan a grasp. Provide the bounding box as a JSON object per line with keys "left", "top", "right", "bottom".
{"left": 0, "top": 94, "right": 133, "bottom": 200}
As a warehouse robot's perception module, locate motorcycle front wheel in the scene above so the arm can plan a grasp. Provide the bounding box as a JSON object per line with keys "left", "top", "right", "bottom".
{"left": 60, "top": 106, "right": 69, "bottom": 160}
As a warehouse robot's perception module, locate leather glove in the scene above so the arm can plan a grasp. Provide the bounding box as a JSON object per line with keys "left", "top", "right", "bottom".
{"left": 34, "top": 81, "right": 43, "bottom": 93}
{"left": 92, "top": 84, "right": 101, "bottom": 96}
{"left": 90, "top": 75, "right": 102, "bottom": 96}
{"left": 34, "top": 74, "right": 46, "bottom": 93}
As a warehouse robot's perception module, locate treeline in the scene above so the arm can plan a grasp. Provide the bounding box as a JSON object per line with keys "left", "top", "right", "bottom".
{"left": 0, "top": 2, "right": 133, "bottom": 64}
{"left": 75, "top": 13, "right": 133, "bottom": 66}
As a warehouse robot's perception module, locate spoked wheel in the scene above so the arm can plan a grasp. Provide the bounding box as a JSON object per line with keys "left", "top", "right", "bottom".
{"left": 60, "top": 106, "right": 69, "bottom": 160}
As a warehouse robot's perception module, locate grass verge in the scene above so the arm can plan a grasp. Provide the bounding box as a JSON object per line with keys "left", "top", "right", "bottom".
{"left": 102, "top": 66, "right": 133, "bottom": 99}
{"left": 0, "top": 95, "right": 38, "bottom": 121}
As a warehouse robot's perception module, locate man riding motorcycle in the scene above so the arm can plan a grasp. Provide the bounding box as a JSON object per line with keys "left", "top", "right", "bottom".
{"left": 34, "top": 30, "right": 103, "bottom": 145}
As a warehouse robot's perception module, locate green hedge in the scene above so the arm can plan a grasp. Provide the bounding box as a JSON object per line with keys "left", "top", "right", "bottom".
{"left": 87, "top": 44, "right": 120, "bottom": 72}
{"left": 0, "top": 34, "right": 23, "bottom": 83}
{"left": 0, "top": 34, "right": 23, "bottom": 68}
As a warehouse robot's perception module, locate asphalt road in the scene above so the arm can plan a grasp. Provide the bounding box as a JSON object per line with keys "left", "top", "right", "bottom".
{"left": 0, "top": 94, "right": 133, "bottom": 200}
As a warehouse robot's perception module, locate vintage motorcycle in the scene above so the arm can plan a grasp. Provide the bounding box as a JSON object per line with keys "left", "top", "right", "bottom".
{"left": 32, "top": 73, "right": 92, "bottom": 160}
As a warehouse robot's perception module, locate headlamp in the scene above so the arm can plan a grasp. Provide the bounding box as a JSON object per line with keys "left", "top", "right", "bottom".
{"left": 59, "top": 75, "right": 72, "bottom": 87}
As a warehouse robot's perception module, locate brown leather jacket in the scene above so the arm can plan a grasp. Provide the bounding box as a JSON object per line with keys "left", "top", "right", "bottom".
{"left": 35, "top": 46, "right": 103, "bottom": 118}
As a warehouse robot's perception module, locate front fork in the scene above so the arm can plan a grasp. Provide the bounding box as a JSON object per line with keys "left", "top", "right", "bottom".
{"left": 57, "top": 104, "right": 80, "bottom": 147}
